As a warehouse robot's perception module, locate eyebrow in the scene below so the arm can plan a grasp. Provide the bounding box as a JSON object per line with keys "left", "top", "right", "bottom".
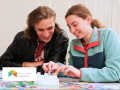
{"left": 47, "top": 26, "right": 53, "bottom": 29}
{"left": 67, "top": 21, "right": 77, "bottom": 26}
{"left": 37, "top": 28, "right": 43, "bottom": 30}
{"left": 71, "top": 21, "right": 77, "bottom": 25}
{"left": 37, "top": 26, "right": 53, "bottom": 30}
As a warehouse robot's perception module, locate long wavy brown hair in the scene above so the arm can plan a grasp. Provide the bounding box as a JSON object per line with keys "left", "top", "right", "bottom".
{"left": 24, "top": 6, "right": 61, "bottom": 41}
{"left": 65, "top": 4, "right": 106, "bottom": 28}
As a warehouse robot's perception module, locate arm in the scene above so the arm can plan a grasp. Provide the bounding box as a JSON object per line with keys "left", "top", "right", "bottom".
{"left": 80, "top": 29, "right": 120, "bottom": 82}
{"left": 22, "top": 61, "right": 44, "bottom": 67}
{"left": 0, "top": 32, "right": 23, "bottom": 69}
{"left": 40, "top": 30, "right": 69, "bottom": 74}
{"left": 0, "top": 32, "right": 43, "bottom": 69}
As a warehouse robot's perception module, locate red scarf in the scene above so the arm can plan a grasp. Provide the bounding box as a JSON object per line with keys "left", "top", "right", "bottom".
{"left": 35, "top": 42, "right": 45, "bottom": 62}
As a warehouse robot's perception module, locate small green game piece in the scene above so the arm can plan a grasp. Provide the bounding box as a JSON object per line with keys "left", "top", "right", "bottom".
{"left": 18, "top": 82, "right": 23, "bottom": 86}
{"left": 27, "top": 82, "right": 34, "bottom": 85}
{"left": 9, "top": 85, "right": 16, "bottom": 88}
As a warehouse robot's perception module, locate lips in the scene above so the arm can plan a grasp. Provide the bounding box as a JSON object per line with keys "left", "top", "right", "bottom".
{"left": 74, "top": 32, "right": 80, "bottom": 37}
{"left": 42, "top": 36, "right": 51, "bottom": 40}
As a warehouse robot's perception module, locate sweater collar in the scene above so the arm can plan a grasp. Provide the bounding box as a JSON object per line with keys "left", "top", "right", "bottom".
{"left": 74, "top": 26, "right": 100, "bottom": 53}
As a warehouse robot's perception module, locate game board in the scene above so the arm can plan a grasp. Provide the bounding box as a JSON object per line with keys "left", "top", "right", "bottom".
{"left": 0, "top": 72, "right": 88, "bottom": 89}
{"left": 0, "top": 81, "right": 119, "bottom": 89}
{"left": 0, "top": 81, "right": 87, "bottom": 89}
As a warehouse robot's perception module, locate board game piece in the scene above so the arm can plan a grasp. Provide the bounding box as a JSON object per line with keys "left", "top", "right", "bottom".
{"left": 35, "top": 72, "right": 59, "bottom": 86}
{"left": 88, "top": 85, "right": 93, "bottom": 89}
{"left": 18, "top": 82, "right": 23, "bottom": 86}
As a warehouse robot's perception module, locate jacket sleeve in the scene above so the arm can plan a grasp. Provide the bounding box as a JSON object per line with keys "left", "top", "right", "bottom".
{"left": 45, "top": 30, "right": 69, "bottom": 64}
{"left": 80, "top": 29, "right": 120, "bottom": 82}
{"left": 0, "top": 32, "right": 23, "bottom": 69}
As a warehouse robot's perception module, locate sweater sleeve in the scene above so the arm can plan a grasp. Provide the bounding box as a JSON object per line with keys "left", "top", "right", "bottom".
{"left": 80, "top": 29, "right": 120, "bottom": 82}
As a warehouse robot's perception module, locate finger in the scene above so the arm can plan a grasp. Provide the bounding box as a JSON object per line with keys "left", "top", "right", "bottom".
{"left": 48, "top": 61, "right": 53, "bottom": 71}
{"left": 55, "top": 66, "right": 63, "bottom": 73}
{"left": 64, "top": 68, "right": 77, "bottom": 77}
{"left": 61, "top": 65, "right": 69, "bottom": 72}
{"left": 51, "top": 64, "right": 56, "bottom": 71}
{"left": 64, "top": 68, "right": 70, "bottom": 74}
{"left": 51, "top": 63, "right": 59, "bottom": 71}
{"left": 64, "top": 68, "right": 72, "bottom": 76}
{"left": 42, "top": 63, "right": 49, "bottom": 72}
{"left": 56, "top": 65, "right": 67, "bottom": 73}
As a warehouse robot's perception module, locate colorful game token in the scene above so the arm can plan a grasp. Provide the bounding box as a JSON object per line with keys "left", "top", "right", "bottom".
{"left": 88, "top": 85, "right": 93, "bottom": 89}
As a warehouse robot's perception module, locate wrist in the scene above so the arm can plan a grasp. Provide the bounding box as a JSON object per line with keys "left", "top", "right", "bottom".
{"left": 23, "top": 62, "right": 26, "bottom": 67}
{"left": 40, "top": 60, "right": 44, "bottom": 66}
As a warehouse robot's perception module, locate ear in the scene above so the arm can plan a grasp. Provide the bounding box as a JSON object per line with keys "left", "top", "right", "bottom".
{"left": 86, "top": 16, "right": 91, "bottom": 24}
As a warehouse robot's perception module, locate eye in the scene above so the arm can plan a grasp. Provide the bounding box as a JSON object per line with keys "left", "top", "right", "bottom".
{"left": 38, "top": 29, "right": 44, "bottom": 31}
{"left": 67, "top": 25, "right": 71, "bottom": 29}
{"left": 48, "top": 26, "right": 53, "bottom": 30}
{"left": 73, "top": 23, "right": 77, "bottom": 26}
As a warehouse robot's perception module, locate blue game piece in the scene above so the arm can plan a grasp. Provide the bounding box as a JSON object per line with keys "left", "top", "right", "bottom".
{"left": 21, "top": 85, "right": 26, "bottom": 87}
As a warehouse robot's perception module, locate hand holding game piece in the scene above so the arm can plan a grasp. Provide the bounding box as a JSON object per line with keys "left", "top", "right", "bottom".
{"left": 56, "top": 65, "right": 80, "bottom": 78}
{"left": 48, "top": 71, "right": 57, "bottom": 76}
{"left": 42, "top": 61, "right": 60, "bottom": 72}
{"left": 53, "top": 72, "right": 58, "bottom": 76}
{"left": 48, "top": 71, "right": 52, "bottom": 75}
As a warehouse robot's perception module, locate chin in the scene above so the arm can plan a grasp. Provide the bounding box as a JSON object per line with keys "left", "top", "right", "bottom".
{"left": 77, "top": 37, "right": 82, "bottom": 39}
{"left": 43, "top": 39, "right": 51, "bottom": 43}
{"left": 41, "top": 37, "right": 52, "bottom": 43}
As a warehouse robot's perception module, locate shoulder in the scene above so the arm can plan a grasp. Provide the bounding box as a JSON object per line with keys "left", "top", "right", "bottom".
{"left": 14, "top": 31, "right": 27, "bottom": 41}
{"left": 58, "top": 29, "right": 69, "bottom": 39}
{"left": 99, "top": 28, "right": 120, "bottom": 42}
{"left": 53, "top": 29, "right": 69, "bottom": 41}
{"left": 99, "top": 28, "right": 118, "bottom": 39}
{"left": 15, "top": 31, "right": 25, "bottom": 37}
{"left": 99, "top": 28, "right": 117, "bottom": 35}
{"left": 50, "top": 29, "right": 69, "bottom": 45}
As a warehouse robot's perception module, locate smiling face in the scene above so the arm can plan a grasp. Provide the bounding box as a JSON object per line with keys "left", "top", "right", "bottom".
{"left": 66, "top": 15, "right": 91, "bottom": 40}
{"left": 34, "top": 17, "right": 55, "bottom": 43}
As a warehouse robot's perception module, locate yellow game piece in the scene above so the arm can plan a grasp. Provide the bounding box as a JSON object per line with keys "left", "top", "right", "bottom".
{"left": 48, "top": 71, "right": 50, "bottom": 75}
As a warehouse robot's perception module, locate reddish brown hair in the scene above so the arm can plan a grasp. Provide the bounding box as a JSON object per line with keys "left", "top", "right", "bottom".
{"left": 65, "top": 4, "right": 106, "bottom": 28}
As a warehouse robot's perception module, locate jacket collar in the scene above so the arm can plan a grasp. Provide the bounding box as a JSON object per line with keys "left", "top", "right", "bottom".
{"left": 74, "top": 26, "right": 100, "bottom": 53}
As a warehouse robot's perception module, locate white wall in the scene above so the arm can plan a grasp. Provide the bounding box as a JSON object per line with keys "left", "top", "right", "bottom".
{"left": 0, "top": 0, "right": 38, "bottom": 55}
{"left": 0, "top": 0, "right": 120, "bottom": 57}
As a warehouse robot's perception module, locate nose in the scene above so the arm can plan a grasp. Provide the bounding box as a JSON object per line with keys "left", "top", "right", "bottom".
{"left": 43, "top": 30, "right": 49, "bottom": 37}
{"left": 69, "top": 26, "right": 75, "bottom": 34}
